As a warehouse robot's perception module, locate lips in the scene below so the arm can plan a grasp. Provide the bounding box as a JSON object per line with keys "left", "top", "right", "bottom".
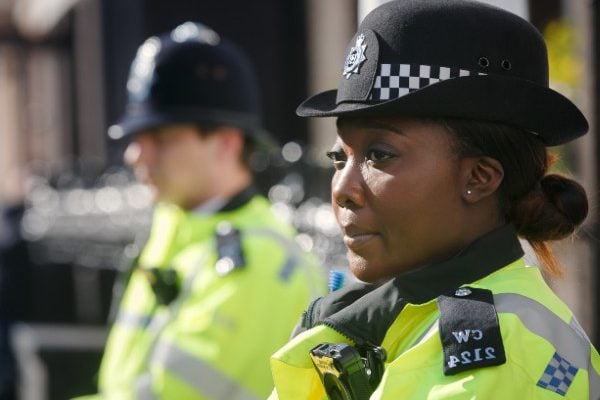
{"left": 342, "top": 224, "right": 378, "bottom": 250}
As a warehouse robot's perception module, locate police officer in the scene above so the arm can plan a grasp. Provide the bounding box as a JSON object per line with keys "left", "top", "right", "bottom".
{"left": 84, "top": 22, "right": 325, "bottom": 399}
{"left": 269, "top": 1, "right": 600, "bottom": 399}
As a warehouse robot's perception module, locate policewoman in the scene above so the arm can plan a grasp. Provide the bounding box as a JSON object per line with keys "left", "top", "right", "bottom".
{"left": 269, "top": 1, "right": 600, "bottom": 399}
{"left": 81, "top": 22, "right": 325, "bottom": 399}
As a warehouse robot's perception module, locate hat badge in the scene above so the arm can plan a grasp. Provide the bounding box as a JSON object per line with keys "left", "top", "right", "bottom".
{"left": 343, "top": 34, "right": 367, "bottom": 79}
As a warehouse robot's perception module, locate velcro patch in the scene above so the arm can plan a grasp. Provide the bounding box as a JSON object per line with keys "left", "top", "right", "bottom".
{"left": 437, "top": 287, "right": 506, "bottom": 375}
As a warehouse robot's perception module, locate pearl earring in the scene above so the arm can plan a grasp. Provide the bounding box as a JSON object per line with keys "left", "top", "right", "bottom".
{"left": 466, "top": 189, "right": 472, "bottom": 195}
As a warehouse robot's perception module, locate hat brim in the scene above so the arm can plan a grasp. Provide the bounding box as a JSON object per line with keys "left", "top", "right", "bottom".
{"left": 111, "top": 109, "right": 278, "bottom": 152}
{"left": 297, "top": 75, "right": 587, "bottom": 146}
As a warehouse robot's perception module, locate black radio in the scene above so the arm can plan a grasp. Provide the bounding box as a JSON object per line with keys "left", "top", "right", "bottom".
{"left": 310, "top": 342, "right": 386, "bottom": 400}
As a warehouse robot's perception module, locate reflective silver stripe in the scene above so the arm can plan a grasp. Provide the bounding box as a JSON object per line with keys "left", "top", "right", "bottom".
{"left": 115, "top": 311, "right": 170, "bottom": 336}
{"left": 413, "top": 320, "right": 439, "bottom": 347}
{"left": 569, "top": 316, "right": 592, "bottom": 346}
{"left": 589, "top": 362, "right": 600, "bottom": 400}
{"left": 244, "top": 228, "right": 323, "bottom": 300}
{"left": 244, "top": 228, "right": 302, "bottom": 282}
{"left": 152, "top": 340, "right": 260, "bottom": 400}
{"left": 132, "top": 252, "right": 211, "bottom": 387}
{"left": 572, "top": 318, "right": 600, "bottom": 400}
{"left": 495, "top": 294, "right": 588, "bottom": 367}
{"left": 210, "top": 226, "right": 322, "bottom": 299}
{"left": 115, "top": 311, "right": 152, "bottom": 329}
{"left": 494, "top": 293, "right": 600, "bottom": 399}
{"left": 146, "top": 313, "right": 170, "bottom": 335}
{"left": 247, "top": 227, "right": 322, "bottom": 300}
{"left": 134, "top": 373, "right": 159, "bottom": 400}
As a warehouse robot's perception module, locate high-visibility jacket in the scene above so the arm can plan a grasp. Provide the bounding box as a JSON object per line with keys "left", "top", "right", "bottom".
{"left": 269, "top": 225, "right": 600, "bottom": 399}
{"left": 93, "top": 189, "right": 326, "bottom": 399}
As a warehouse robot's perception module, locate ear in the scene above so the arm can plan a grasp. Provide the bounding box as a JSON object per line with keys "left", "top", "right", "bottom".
{"left": 461, "top": 156, "right": 504, "bottom": 203}
{"left": 214, "top": 127, "right": 245, "bottom": 160}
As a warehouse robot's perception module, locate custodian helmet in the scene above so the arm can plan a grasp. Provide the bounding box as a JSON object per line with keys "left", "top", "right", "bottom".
{"left": 109, "top": 22, "right": 274, "bottom": 148}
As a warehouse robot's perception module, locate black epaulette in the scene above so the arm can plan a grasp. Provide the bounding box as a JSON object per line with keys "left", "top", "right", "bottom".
{"left": 214, "top": 221, "right": 245, "bottom": 276}
{"left": 437, "top": 286, "right": 506, "bottom": 375}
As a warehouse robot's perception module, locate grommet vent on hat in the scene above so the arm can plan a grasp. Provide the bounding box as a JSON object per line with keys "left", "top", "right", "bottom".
{"left": 478, "top": 57, "right": 490, "bottom": 68}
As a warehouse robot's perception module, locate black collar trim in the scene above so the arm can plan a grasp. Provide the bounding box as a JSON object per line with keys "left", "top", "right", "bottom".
{"left": 391, "top": 224, "right": 524, "bottom": 304}
{"left": 218, "top": 185, "right": 258, "bottom": 213}
{"left": 321, "top": 224, "right": 524, "bottom": 345}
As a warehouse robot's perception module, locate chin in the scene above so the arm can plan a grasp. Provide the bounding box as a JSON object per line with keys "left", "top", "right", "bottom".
{"left": 347, "top": 252, "right": 383, "bottom": 283}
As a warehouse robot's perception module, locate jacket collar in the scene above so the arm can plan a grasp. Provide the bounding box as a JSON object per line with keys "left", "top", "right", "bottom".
{"left": 321, "top": 224, "right": 524, "bottom": 345}
{"left": 392, "top": 223, "right": 524, "bottom": 304}
{"left": 191, "top": 185, "right": 258, "bottom": 215}
{"left": 218, "top": 185, "right": 258, "bottom": 212}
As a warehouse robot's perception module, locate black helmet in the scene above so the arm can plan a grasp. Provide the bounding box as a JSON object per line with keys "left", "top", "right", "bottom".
{"left": 109, "top": 22, "right": 275, "bottom": 148}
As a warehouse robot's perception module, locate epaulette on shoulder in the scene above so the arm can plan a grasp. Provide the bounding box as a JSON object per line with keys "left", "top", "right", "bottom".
{"left": 437, "top": 286, "right": 506, "bottom": 375}
{"left": 214, "top": 221, "right": 245, "bottom": 276}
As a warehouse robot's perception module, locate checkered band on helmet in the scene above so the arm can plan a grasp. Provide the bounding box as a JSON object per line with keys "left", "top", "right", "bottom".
{"left": 370, "top": 63, "right": 487, "bottom": 101}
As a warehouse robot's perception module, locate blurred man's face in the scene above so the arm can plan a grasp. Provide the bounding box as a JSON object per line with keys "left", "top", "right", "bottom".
{"left": 124, "top": 124, "right": 223, "bottom": 209}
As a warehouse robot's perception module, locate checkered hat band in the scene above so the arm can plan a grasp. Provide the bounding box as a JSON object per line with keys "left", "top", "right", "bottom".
{"left": 536, "top": 352, "right": 579, "bottom": 396}
{"left": 370, "top": 63, "right": 486, "bottom": 101}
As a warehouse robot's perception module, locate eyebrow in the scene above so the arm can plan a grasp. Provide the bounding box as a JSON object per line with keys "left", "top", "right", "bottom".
{"left": 336, "top": 117, "right": 404, "bottom": 135}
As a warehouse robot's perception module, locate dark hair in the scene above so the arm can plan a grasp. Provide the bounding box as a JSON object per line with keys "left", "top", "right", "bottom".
{"left": 439, "top": 118, "right": 588, "bottom": 277}
{"left": 196, "top": 124, "right": 255, "bottom": 168}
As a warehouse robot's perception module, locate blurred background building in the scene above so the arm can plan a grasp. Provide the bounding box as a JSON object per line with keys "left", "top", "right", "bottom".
{"left": 0, "top": 0, "right": 596, "bottom": 398}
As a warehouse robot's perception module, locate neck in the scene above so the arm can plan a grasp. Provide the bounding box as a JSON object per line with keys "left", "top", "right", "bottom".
{"left": 464, "top": 198, "right": 506, "bottom": 245}
{"left": 217, "top": 165, "right": 252, "bottom": 200}
{"left": 183, "top": 166, "right": 252, "bottom": 211}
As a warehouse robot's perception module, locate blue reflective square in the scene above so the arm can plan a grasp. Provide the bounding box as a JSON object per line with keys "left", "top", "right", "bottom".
{"left": 536, "top": 352, "right": 578, "bottom": 397}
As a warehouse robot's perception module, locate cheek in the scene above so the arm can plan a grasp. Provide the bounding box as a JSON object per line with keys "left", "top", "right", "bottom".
{"left": 363, "top": 165, "right": 419, "bottom": 210}
{"left": 368, "top": 161, "right": 462, "bottom": 230}
{"left": 364, "top": 170, "right": 395, "bottom": 199}
{"left": 160, "top": 146, "right": 200, "bottom": 181}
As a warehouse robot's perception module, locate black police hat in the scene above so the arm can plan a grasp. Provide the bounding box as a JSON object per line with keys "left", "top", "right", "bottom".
{"left": 297, "top": 0, "right": 588, "bottom": 146}
{"left": 109, "top": 22, "right": 275, "bottom": 148}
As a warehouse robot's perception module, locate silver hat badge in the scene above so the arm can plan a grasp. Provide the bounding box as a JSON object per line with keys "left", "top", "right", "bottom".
{"left": 343, "top": 34, "right": 367, "bottom": 79}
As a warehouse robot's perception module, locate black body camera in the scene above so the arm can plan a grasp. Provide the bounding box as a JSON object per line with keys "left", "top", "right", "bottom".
{"left": 310, "top": 342, "right": 386, "bottom": 400}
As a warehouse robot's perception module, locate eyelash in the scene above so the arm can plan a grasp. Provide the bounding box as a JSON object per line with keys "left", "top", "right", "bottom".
{"left": 326, "top": 150, "right": 346, "bottom": 170}
{"left": 325, "top": 148, "right": 395, "bottom": 169}
{"left": 366, "top": 149, "right": 393, "bottom": 163}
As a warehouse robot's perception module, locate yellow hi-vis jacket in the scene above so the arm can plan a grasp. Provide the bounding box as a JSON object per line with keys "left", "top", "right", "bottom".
{"left": 95, "top": 189, "right": 326, "bottom": 399}
{"left": 269, "top": 225, "right": 600, "bottom": 399}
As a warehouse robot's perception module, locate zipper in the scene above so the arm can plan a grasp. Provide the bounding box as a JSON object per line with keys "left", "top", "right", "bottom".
{"left": 301, "top": 296, "right": 322, "bottom": 329}
{"left": 302, "top": 297, "right": 368, "bottom": 346}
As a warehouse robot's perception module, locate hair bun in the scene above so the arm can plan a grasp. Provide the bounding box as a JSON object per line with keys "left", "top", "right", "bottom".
{"left": 540, "top": 174, "right": 588, "bottom": 226}
{"left": 511, "top": 174, "right": 588, "bottom": 242}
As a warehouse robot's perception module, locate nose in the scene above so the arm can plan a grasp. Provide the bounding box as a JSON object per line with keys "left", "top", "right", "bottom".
{"left": 123, "top": 141, "right": 141, "bottom": 166}
{"left": 331, "top": 160, "right": 365, "bottom": 209}
{"left": 123, "top": 134, "right": 154, "bottom": 167}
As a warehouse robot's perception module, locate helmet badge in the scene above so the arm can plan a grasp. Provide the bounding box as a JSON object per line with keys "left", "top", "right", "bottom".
{"left": 343, "top": 34, "right": 367, "bottom": 79}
